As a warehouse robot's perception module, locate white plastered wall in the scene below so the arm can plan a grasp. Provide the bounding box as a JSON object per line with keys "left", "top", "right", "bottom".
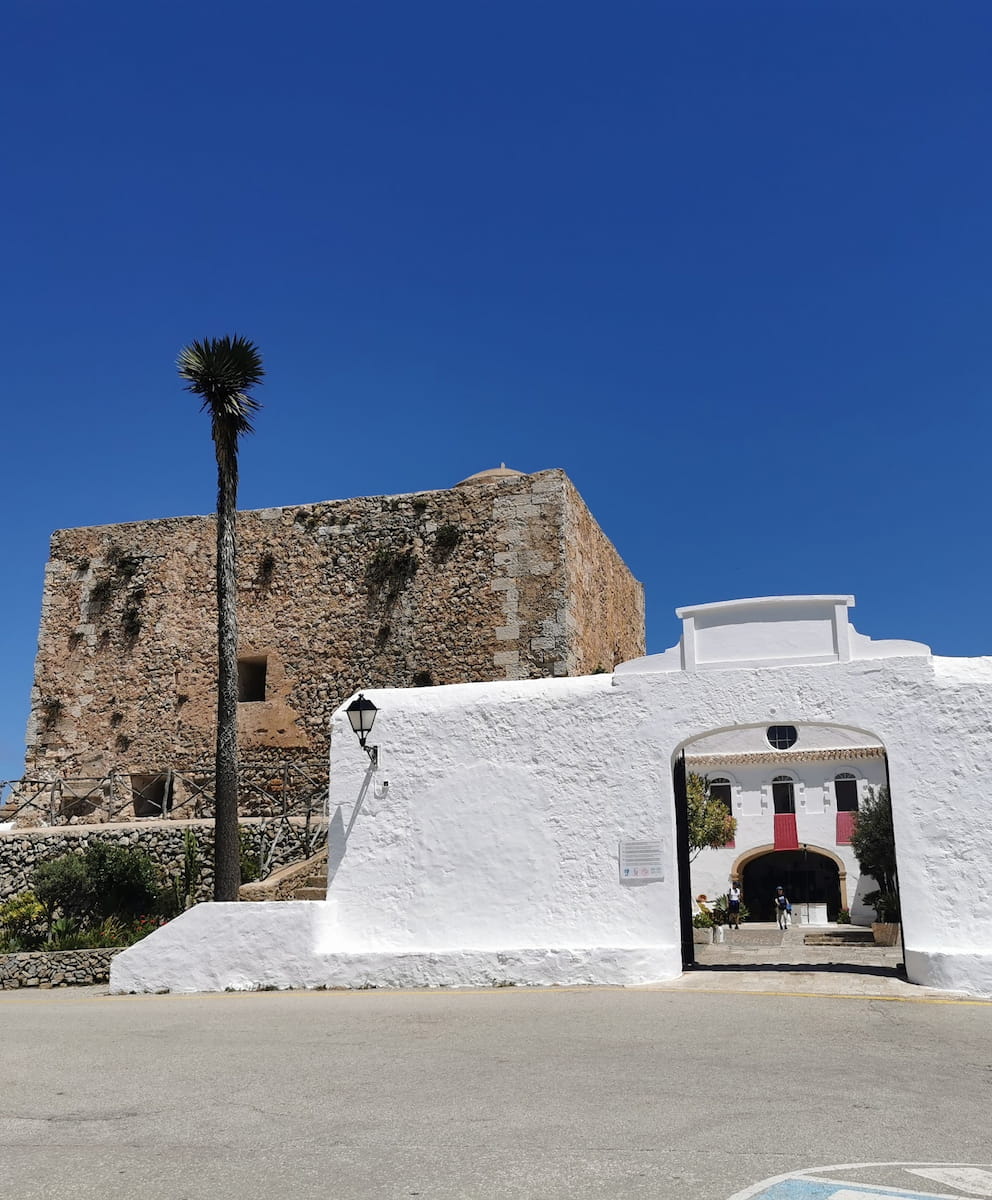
{"left": 112, "top": 597, "right": 992, "bottom": 998}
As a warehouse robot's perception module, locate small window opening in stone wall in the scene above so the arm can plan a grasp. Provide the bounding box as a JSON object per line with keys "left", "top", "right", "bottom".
{"left": 412, "top": 670, "right": 435, "bottom": 687}
{"left": 131, "top": 773, "right": 172, "bottom": 818}
{"left": 238, "top": 657, "right": 267, "bottom": 702}
{"left": 834, "top": 773, "right": 859, "bottom": 812}
{"left": 60, "top": 786, "right": 101, "bottom": 820}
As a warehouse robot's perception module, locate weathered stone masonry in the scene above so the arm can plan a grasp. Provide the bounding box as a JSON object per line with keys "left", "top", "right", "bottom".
{"left": 24, "top": 468, "right": 644, "bottom": 801}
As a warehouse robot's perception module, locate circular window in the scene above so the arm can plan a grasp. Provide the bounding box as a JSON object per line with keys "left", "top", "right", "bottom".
{"left": 766, "top": 725, "right": 798, "bottom": 750}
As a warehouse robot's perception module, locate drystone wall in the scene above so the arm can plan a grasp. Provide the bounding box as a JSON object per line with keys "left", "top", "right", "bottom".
{"left": 24, "top": 470, "right": 644, "bottom": 797}
{"left": 1, "top": 948, "right": 118, "bottom": 990}
{"left": 0, "top": 819, "right": 326, "bottom": 902}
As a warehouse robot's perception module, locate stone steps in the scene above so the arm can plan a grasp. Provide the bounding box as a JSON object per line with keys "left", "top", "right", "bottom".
{"left": 803, "top": 928, "right": 875, "bottom": 945}
{"left": 292, "top": 873, "right": 327, "bottom": 901}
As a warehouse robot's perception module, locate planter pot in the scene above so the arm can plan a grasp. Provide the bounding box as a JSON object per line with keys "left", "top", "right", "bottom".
{"left": 872, "top": 922, "right": 900, "bottom": 946}
{"left": 692, "top": 927, "right": 714, "bottom": 945}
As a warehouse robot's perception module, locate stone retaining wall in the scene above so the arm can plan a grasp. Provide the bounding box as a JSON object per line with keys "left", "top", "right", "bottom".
{"left": 0, "top": 818, "right": 327, "bottom": 902}
{"left": 1, "top": 947, "right": 119, "bottom": 989}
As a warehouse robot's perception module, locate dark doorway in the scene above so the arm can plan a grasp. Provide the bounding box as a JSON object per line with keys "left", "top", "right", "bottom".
{"left": 742, "top": 849, "right": 842, "bottom": 921}
{"left": 130, "top": 773, "right": 173, "bottom": 818}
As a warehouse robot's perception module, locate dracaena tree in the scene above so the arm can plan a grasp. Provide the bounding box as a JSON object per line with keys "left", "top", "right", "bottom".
{"left": 177, "top": 335, "right": 264, "bottom": 901}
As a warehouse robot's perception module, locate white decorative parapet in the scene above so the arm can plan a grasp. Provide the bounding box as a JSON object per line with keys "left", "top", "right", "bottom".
{"left": 616, "top": 595, "right": 930, "bottom": 673}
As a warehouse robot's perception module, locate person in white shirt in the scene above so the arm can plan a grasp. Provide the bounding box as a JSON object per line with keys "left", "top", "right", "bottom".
{"left": 728, "top": 882, "right": 742, "bottom": 929}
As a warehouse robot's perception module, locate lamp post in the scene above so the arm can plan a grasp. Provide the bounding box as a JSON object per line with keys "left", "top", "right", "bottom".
{"left": 345, "top": 694, "right": 379, "bottom": 767}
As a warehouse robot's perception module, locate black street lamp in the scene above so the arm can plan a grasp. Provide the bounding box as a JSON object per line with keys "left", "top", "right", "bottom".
{"left": 345, "top": 694, "right": 379, "bottom": 767}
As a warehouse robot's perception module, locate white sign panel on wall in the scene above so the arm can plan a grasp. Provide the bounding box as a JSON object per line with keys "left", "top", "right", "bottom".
{"left": 618, "top": 840, "right": 664, "bottom": 882}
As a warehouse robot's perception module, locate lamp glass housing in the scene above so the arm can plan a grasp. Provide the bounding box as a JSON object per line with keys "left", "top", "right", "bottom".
{"left": 346, "top": 694, "right": 378, "bottom": 746}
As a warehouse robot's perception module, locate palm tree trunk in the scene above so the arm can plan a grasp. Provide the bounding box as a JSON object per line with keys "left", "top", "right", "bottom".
{"left": 214, "top": 429, "right": 241, "bottom": 901}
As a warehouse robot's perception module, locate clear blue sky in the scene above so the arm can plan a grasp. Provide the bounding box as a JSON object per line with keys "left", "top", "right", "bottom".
{"left": 3, "top": 1, "right": 991, "bottom": 783}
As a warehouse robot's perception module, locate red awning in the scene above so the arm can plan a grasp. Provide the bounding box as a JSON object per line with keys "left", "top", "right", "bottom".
{"left": 774, "top": 813, "right": 800, "bottom": 850}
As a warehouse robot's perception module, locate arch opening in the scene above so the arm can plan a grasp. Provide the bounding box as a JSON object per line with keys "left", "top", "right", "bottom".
{"left": 671, "top": 719, "right": 901, "bottom": 967}
{"left": 741, "top": 847, "right": 843, "bottom": 922}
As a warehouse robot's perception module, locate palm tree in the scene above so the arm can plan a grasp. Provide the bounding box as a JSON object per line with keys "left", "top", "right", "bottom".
{"left": 177, "top": 335, "right": 264, "bottom": 901}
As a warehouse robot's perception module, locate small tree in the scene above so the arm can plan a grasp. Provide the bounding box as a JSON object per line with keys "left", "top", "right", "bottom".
{"left": 850, "top": 784, "right": 899, "bottom": 921}
{"left": 687, "top": 772, "right": 737, "bottom": 861}
{"left": 34, "top": 844, "right": 162, "bottom": 926}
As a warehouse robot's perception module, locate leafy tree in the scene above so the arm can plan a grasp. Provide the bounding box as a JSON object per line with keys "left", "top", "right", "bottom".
{"left": 686, "top": 772, "right": 737, "bottom": 861}
{"left": 850, "top": 784, "right": 899, "bottom": 920}
{"left": 178, "top": 336, "right": 264, "bottom": 901}
{"left": 34, "top": 844, "right": 162, "bottom": 924}
{"left": 83, "top": 842, "right": 162, "bottom": 920}
{"left": 34, "top": 853, "right": 92, "bottom": 923}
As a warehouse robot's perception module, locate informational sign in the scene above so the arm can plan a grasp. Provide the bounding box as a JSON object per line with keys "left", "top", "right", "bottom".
{"left": 618, "top": 840, "right": 664, "bottom": 882}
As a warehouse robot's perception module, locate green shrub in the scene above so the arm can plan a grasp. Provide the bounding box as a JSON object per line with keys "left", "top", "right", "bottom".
{"left": 46, "top": 917, "right": 88, "bottom": 950}
{"left": 34, "top": 843, "right": 163, "bottom": 926}
{"left": 85, "top": 843, "right": 161, "bottom": 920}
{"left": 692, "top": 910, "right": 715, "bottom": 929}
{"left": 710, "top": 893, "right": 750, "bottom": 926}
{"left": 239, "top": 827, "right": 261, "bottom": 884}
{"left": 835, "top": 908, "right": 851, "bottom": 924}
{"left": 0, "top": 892, "right": 47, "bottom": 950}
{"left": 34, "top": 854, "right": 93, "bottom": 924}
{"left": 864, "top": 889, "right": 900, "bottom": 923}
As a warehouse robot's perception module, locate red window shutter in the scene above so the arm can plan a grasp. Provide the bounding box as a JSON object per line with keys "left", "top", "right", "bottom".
{"left": 836, "top": 810, "right": 856, "bottom": 845}
{"left": 774, "top": 813, "right": 799, "bottom": 850}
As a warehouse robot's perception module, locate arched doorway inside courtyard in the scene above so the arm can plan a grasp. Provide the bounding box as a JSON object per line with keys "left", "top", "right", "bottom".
{"left": 672, "top": 720, "right": 902, "bottom": 973}
{"left": 738, "top": 845, "right": 844, "bottom": 922}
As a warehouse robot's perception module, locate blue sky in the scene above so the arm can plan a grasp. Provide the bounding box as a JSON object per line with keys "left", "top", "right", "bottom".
{"left": 3, "top": 1, "right": 991, "bottom": 782}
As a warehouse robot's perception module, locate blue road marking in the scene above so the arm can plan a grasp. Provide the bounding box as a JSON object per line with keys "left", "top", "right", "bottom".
{"left": 749, "top": 1182, "right": 955, "bottom": 1200}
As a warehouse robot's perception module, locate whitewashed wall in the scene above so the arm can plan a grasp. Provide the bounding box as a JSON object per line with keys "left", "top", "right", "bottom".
{"left": 112, "top": 597, "right": 992, "bottom": 998}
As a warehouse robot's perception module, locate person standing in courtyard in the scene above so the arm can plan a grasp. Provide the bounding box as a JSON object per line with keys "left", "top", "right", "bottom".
{"left": 728, "top": 881, "right": 742, "bottom": 929}
{"left": 774, "top": 885, "right": 791, "bottom": 930}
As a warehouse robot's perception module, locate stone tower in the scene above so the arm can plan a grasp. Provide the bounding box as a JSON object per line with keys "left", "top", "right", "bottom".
{"left": 23, "top": 468, "right": 644, "bottom": 806}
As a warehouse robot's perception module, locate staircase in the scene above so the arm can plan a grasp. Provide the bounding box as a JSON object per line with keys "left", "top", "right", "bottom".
{"left": 802, "top": 926, "right": 875, "bottom": 946}
{"left": 292, "top": 869, "right": 327, "bottom": 901}
{"left": 238, "top": 848, "right": 328, "bottom": 902}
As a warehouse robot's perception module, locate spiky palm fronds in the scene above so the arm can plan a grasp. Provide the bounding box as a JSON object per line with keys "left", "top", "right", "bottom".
{"left": 177, "top": 335, "right": 264, "bottom": 438}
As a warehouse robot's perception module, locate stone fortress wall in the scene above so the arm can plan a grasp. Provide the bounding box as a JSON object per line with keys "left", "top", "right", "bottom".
{"left": 22, "top": 467, "right": 644, "bottom": 809}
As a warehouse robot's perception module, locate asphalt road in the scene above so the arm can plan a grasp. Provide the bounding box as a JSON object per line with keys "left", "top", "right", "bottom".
{"left": 1, "top": 984, "right": 989, "bottom": 1200}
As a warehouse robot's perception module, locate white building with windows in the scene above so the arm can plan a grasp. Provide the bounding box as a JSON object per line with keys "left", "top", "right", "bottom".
{"left": 686, "top": 724, "right": 888, "bottom": 924}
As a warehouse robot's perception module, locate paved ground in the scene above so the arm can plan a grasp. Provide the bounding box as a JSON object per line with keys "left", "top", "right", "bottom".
{"left": 2, "top": 949, "right": 989, "bottom": 1200}
{"left": 681, "top": 923, "right": 935, "bottom": 1000}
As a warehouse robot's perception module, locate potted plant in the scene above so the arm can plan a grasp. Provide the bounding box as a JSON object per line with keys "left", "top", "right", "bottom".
{"left": 850, "top": 785, "right": 901, "bottom": 946}
{"left": 692, "top": 910, "right": 715, "bottom": 944}
{"left": 865, "top": 889, "right": 901, "bottom": 945}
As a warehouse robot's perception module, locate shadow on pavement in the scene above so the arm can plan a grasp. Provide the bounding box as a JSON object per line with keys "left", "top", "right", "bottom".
{"left": 689, "top": 961, "right": 904, "bottom": 978}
